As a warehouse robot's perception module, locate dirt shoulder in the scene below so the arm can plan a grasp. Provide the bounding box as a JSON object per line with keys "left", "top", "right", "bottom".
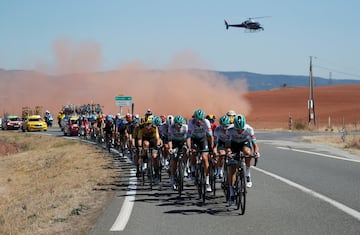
{"left": 300, "top": 134, "right": 360, "bottom": 157}
{"left": 0, "top": 132, "right": 120, "bottom": 235}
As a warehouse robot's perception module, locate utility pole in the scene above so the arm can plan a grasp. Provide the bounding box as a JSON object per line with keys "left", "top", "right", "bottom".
{"left": 308, "top": 56, "right": 316, "bottom": 126}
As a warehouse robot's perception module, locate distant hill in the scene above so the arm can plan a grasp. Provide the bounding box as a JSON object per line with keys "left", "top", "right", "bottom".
{"left": 219, "top": 71, "right": 360, "bottom": 91}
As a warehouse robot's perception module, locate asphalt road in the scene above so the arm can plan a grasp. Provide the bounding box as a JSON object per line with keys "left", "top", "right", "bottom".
{"left": 46, "top": 128, "right": 360, "bottom": 235}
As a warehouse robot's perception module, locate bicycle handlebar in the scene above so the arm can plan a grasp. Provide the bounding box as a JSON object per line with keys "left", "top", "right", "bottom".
{"left": 215, "top": 152, "right": 260, "bottom": 166}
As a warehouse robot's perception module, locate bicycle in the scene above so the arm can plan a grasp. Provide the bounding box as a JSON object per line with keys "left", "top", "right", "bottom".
{"left": 226, "top": 152, "right": 258, "bottom": 214}
{"left": 209, "top": 153, "right": 217, "bottom": 197}
{"left": 105, "top": 131, "right": 113, "bottom": 153}
{"left": 140, "top": 147, "right": 153, "bottom": 189}
{"left": 216, "top": 153, "right": 231, "bottom": 202}
{"left": 171, "top": 147, "right": 187, "bottom": 197}
{"left": 140, "top": 147, "right": 161, "bottom": 190}
{"left": 192, "top": 147, "right": 212, "bottom": 203}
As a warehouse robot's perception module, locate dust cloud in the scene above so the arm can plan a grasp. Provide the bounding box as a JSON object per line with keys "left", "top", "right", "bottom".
{"left": 0, "top": 39, "right": 250, "bottom": 119}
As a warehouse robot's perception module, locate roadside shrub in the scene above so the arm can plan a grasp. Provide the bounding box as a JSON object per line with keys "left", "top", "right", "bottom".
{"left": 346, "top": 135, "right": 360, "bottom": 150}
{"left": 294, "top": 120, "right": 306, "bottom": 130}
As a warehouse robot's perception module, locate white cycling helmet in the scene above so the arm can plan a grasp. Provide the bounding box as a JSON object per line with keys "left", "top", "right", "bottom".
{"left": 166, "top": 115, "right": 174, "bottom": 126}
{"left": 226, "top": 110, "right": 236, "bottom": 116}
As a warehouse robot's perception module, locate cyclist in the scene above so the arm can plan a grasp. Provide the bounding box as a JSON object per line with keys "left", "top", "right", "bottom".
{"left": 206, "top": 114, "right": 218, "bottom": 132}
{"left": 158, "top": 115, "right": 174, "bottom": 169}
{"left": 213, "top": 115, "right": 232, "bottom": 179}
{"left": 137, "top": 115, "right": 162, "bottom": 185}
{"left": 132, "top": 117, "right": 143, "bottom": 176}
{"left": 186, "top": 109, "right": 214, "bottom": 192}
{"left": 145, "top": 109, "right": 152, "bottom": 118}
{"left": 104, "top": 115, "right": 115, "bottom": 147}
{"left": 226, "top": 110, "right": 237, "bottom": 124}
{"left": 168, "top": 115, "right": 188, "bottom": 190}
{"left": 226, "top": 114, "right": 260, "bottom": 205}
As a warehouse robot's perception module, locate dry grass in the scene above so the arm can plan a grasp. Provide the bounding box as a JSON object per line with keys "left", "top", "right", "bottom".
{"left": 301, "top": 134, "right": 360, "bottom": 156}
{"left": 0, "top": 132, "right": 120, "bottom": 235}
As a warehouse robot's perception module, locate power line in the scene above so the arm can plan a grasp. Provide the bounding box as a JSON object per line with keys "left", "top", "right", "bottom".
{"left": 313, "top": 64, "right": 360, "bottom": 79}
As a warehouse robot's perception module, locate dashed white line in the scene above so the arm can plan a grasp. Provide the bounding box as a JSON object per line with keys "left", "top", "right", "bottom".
{"left": 253, "top": 166, "right": 360, "bottom": 221}
{"left": 277, "top": 146, "right": 360, "bottom": 163}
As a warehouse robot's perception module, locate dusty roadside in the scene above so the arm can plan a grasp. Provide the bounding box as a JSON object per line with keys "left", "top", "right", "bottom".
{"left": 301, "top": 134, "right": 360, "bottom": 157}
{"left": 0, "top": 132, "right": 120, "bottom": 235}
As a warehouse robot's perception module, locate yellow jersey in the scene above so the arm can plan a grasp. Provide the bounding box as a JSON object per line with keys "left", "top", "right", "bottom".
{"left": 138, "top": 125, "right": 159, "bottom": 140}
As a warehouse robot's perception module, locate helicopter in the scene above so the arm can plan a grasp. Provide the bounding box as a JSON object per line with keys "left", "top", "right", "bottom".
{"left": 224, "top": 17, "right": 268, "bottom": 32}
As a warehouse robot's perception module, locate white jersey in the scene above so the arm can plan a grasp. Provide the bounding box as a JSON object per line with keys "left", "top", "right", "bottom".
{"left": 168, "top": 124, "right": 188, "bottom": 143}
{"left": 226, "top": 124, "right": 256, "bottom": 143}
{"left": 214, "top": 124, "right": 232, "bottom": 144}
{"left": 187, "top": 118, "right": 213, "bottom": 139}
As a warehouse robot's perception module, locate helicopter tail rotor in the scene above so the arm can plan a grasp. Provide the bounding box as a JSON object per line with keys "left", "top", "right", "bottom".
{"left": 224, "top": 19, "right": 229, "bottom": 30}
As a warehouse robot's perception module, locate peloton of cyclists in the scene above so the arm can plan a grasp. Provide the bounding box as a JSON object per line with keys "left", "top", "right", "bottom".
{"left": 90, "top": 108, "right": 260, "bottom": 207}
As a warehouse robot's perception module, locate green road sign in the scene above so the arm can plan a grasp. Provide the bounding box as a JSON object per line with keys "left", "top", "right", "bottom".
{"left": 115, "top": 96, "right": 132, "bottom": 106}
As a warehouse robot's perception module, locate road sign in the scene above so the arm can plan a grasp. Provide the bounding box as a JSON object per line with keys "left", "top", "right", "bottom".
{"left": 115, "top": 96, "right": 132, "bottom": 107}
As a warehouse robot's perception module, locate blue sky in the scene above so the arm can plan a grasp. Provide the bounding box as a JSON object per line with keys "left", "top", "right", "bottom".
{"left": 1, "top": 0, "right": 359, "bottom": 79}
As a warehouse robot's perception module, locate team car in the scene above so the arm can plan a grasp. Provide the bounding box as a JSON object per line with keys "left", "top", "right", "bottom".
{"left": 22, "top": 115, "right": 48, "bottom": 132}
{"left": 63, "top": 116, "right": 80, "bottom": 136}
{"left": 1, "top": 115, "right": 21, "bottom": 130}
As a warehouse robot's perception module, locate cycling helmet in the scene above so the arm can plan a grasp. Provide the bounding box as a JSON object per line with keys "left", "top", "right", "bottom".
{"left": 206, "top": 114, "right": 216, "bottom": 124}
{"left": 193, "top": 109, "right": 205, "bottom": 120}
{"left": 206, "top": 114, "right": 215, "bottom": 120}
{"left": 152, "top": 116, "right": 162, "bottom": 126}
{"left": 125, "top": 113, "right": 132, "bottom": 121}
{"left": 174, "top": 115, "right": 185, "bottom": 125}
{"left": 145, "top": 109, "right": 152, "bottom": 117}
{"left": 226, "top": 110, "right": 236, "bottom": 116}
{"left": 144, "top": 115, "right": 153, "bottom": 124}
{"left": 107, "top": 115, "right": 113, "bottom": 121}
{"left": 234, "top": 114, "right": 246, "bottom": 130}
{"left": 219, "top": 115, "right": 230, "bottom": 126}
{"left": 166, "top": 115, "right": 174, "bottom": 126}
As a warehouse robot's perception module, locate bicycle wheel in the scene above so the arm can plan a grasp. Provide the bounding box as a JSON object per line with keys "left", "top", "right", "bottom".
{"left": 201, "top": 166, "right": 206, "bottom": 203}
{"left": 141, "top": 160, "right": 145, "bottom": 186}
{"left": 236, "top": 168, "right": 246, "bottom": 214}
{"left": 222, "top": 164, "right": 229, "bottom": 202}
{"left": 149, "top": 155, "right": 153, "bottom": 190}
{"left": 157, "top": 153, "right": 162, "bottom": 183}
{"left": 195, "top": 164, "right": 202, "bottom": 199}
{"left": 108, "top": 140, "right": 111, "bottom": 153}
{"left": 209, "top": 161, "right": 216, "bottom": 197}
{"left": 177, "top": 158, "right": 185, "bottom": 196}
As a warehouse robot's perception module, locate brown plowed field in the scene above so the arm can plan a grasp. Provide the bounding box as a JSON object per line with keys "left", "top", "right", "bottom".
{"left": 245, "top": 84, "right": 360, "bottom": 130}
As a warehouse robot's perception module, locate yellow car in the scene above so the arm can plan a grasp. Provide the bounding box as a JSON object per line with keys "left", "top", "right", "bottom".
{"left": 22, "top": 115, "right": 48, "bottom": 132}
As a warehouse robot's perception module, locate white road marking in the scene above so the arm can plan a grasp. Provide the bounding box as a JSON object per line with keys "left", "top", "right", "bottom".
{"left": 110, "top": 168, "right": 137, "bottom": 231}
{"left": 277, "top": 146, "right": 360, "bottom": 163}
{"left": 253, "top": 166, "right": 360, "bottom": 221}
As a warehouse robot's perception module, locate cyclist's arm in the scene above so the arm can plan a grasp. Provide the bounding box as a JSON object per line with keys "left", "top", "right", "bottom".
{"left": 137, "top": 129, "right": 143, "bottom": 147}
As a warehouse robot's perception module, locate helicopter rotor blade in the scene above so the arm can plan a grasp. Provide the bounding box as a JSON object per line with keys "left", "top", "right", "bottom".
{"left": 250, "top": 16, "right": 271, "bottom": 20}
